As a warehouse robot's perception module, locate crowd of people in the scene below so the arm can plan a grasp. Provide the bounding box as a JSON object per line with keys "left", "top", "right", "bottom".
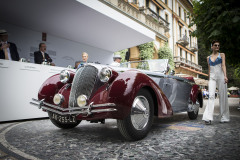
{"left": 0, "top": 29, "right": 121, "bottom": 68}
{"left": 0, "top": 29, "right": 55, "bottom": 65}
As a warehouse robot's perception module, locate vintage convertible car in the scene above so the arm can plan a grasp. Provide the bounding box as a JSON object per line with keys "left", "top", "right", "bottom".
{"left": 30, "top": 59, "right": 203, "bottom": 141}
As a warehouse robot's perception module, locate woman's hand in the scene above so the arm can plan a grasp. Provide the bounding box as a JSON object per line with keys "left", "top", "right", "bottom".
{"left": 224, "top": 76, "right": 228, "bottom": 83}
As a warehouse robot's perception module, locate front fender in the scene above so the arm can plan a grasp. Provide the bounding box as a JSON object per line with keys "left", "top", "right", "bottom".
{"left": 107, "top": 70, "right": 172, "bottom": 119}
{"left": 38, "top": 74, "right": 64, "bottom": 103}
{"left": 38, "top": 70, "right": 75, "bottom": 103}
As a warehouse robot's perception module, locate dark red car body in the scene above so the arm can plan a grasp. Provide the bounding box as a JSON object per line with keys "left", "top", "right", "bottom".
{"left": 31, "top": 63, "right": 203, "bottom": 140}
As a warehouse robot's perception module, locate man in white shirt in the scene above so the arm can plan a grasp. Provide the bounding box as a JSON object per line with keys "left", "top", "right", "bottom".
{"left": 110, "top": 54, "right": 122, "bottom": 67}
{"left": 77, "top": 52, "right": 88, "bottom": 68}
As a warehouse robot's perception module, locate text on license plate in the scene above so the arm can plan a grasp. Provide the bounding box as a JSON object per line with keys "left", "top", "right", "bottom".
{"left": 51, "top": 113, "right": 76, "bottom": 123}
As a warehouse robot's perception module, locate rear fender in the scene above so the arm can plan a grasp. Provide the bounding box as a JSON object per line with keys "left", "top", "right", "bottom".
{"left": 190, "top": 84, "right": 203, "bottom": 108}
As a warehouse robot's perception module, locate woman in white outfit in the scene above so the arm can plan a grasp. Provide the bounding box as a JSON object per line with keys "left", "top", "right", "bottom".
{"left": 202, "top": 40, "right": 229, "bottom": 125}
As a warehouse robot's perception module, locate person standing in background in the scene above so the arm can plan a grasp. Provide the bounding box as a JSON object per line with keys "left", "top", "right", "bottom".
{"left": 110, "top": 54, "right": 122, "bottom": 67}
{"left": 0, "top": 29, "right": 20, "bottom": 61}
{"left": 202, "top": 40, "right": 229, "bottom": 125}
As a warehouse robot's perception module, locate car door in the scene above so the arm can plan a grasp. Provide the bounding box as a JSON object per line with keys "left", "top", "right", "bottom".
{"left": 150, "top": 74, "right": 192, "bottom": 113}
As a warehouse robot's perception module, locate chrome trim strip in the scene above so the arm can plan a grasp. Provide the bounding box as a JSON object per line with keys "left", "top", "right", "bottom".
{"left": 30, "top": 102, "right": 40, "bottom": 107}
{"left": 91, "top": 108, "right": 117, "bottom": 113}
{"left": 92, "top": 103, "right": 116, "bottom": 107}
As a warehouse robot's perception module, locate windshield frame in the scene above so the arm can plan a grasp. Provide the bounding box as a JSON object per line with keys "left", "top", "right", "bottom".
{"left": 120, "top": 59, "right": 169, "bottom": 73}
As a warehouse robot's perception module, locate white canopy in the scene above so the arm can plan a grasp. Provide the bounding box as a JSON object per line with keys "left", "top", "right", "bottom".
{"left": 228, "top": 86, "right": 239, "bottom": 91}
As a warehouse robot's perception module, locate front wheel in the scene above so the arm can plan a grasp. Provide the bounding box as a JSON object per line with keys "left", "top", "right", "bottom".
{"left": 48, "top": 112, "right": 81, "bottom": 129}
{"left": 117, "top": 89, "right": 154, "bottom": 141}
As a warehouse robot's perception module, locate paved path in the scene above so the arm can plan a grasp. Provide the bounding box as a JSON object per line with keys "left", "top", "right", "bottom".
{"left": 0, "top": 98, "right": 239, "bottom": 160}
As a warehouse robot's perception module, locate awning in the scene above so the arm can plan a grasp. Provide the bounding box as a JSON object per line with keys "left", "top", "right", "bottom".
{"left": 0, "top": 0, "right": 155, "bottom": 52}
{"left": 174, "top": 74, "right": 209, "bottom": 86}
{"left": 179, "top": 66, "right": 208, "bottom": 77}
{"left": 194, "top": 78, "right": 209, "bottom": 86}
{"left": 152, "top": 0, "right": 165, "bottom": 10}
{"left": 177, "top": 44, "right": 195, "bottom": 55}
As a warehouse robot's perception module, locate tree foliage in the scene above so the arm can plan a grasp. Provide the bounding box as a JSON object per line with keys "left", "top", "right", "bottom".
{"left": 158, "top": 43, "right": 175, "bottom": 71}
{"left": 190, "top": 0, "right": 240, "bottom": 86}
{"left": 138, "top": 42, "right": 154, "bottom": 60}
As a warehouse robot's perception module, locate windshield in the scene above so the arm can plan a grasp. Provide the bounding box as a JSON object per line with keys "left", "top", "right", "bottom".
{"left": 120, "top": 59, "right": 169, "bottom": 73}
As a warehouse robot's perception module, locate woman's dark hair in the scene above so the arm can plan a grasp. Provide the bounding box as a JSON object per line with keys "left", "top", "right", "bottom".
{"left": 211, "top": 40, "right": 220, "bottom": 46}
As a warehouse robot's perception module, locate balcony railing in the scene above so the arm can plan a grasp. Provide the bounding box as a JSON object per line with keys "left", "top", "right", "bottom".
{"left": 174, "top": 56, "right": 202, "bottom": 71}
{"left": 145, "top": 8, "right": 170, "bottom": 30}
{"left": 99, "top": 0, "right": 169, "bottom": 37}
{"left": 178, "top": 34, "right": 189, "bottom": 46}
{"left": 189, "top": 42, "right": 198, "bottom": 52}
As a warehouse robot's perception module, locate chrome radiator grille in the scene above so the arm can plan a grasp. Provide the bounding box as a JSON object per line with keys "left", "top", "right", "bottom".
{"left": 69, "top": 65, "right": 98, "bottom": 107}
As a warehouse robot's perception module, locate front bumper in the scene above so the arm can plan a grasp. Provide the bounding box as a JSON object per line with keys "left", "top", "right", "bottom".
{"left": 30, "top": 98, "right": 117, "bottom": 116}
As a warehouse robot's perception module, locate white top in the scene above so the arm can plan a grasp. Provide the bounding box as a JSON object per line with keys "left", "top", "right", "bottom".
{"left": 110, "top": 61, "right": 120, "bottom": 67}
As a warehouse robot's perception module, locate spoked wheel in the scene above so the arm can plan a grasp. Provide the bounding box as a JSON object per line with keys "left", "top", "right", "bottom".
{"left": 48, "top": 112, "right": 81, "bottom": 129}
{"left": 117, "top": 89, "right": 154, "bottom": 141}
{"left": 187, "top": 98, "right": 200, "bottom": 120}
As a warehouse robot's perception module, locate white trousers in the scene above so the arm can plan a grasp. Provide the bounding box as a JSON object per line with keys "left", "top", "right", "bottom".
{"left": 202, "top": 78, "right": 229, "bottom": 122}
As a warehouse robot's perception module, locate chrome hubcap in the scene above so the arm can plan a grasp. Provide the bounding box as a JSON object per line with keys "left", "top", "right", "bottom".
{"left": 188, "top": 99, "right": 200, "bottom": 114}
{"left": 194, "top": 100, "right": 200, "bottom": 114}
{"left": 131, "top": 96, "right": 150, "bottom": 130}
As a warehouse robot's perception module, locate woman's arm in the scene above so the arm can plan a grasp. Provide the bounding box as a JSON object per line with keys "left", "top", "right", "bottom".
{"left": 207, "top": 56, "right": 210, "bottom": 80}
{"left": 221, "top": 53, "right": 228, "bottom": 83}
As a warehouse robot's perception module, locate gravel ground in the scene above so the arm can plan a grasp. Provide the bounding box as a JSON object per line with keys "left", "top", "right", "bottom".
{"left": 0, "top": 98, "right": 239, "bottom": 160}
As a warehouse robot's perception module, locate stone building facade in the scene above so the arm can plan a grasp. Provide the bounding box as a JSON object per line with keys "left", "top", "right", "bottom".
{"left": 99, "top": 0, "right": 207, "bottom": 79}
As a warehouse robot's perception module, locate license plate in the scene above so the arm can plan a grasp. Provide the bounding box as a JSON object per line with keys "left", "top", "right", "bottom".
{"left": 51, "top": 113, "right": 76, "bottom": 124}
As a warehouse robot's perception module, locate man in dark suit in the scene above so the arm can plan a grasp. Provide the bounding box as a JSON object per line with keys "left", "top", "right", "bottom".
{"left": 34, "top": 42, "right": 53, "bottom": 64}
{"left": 0, "top": 29, "right": 20, "bottom": 61}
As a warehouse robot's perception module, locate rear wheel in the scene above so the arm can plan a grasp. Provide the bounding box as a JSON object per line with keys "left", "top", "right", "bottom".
{"left": 48, "top": 112, "right": 81, "bottom": 129}
{"left": 117, "top": 89, "right": 154, "bottom": 141}
{"left": 187, "top": 98, "right": 200, "bottom": 120}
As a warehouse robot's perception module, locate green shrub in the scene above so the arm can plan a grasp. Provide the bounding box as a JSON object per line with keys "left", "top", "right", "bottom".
{"left": 158, "top": 43, "right": 175, "bottom": 71}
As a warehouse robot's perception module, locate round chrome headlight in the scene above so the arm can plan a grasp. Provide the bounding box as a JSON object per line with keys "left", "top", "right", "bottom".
{"left": 60, "top": 70, "right": 70, "bottom": 83}
{"left": 77, "top": 95, "right": 87, "bottom": 107}
{"left": 99, "top": 67, "right": 112, "bottom": 82}
{"left": 53, "top": 94, "right": 64, "bottom": 105}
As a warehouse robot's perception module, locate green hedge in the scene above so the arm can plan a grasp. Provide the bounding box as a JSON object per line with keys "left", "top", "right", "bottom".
{"left": 138, "top": 42, "right": 154, "bottom": 60}
{"left": 158, "top": 43, "right": 175, "bottom": 71}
